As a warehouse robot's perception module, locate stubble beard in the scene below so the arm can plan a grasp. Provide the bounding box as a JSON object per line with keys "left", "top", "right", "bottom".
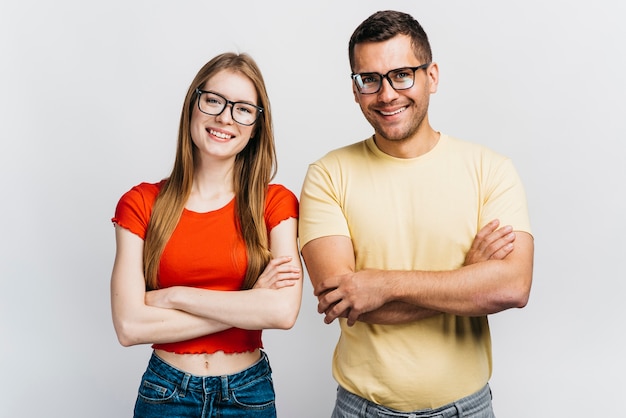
{"left": 366, "top": 101, "right": 429, "bottom": 143}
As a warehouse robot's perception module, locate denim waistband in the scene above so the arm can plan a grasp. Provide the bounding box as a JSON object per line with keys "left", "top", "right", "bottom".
{"left": 146, "top": 350, "right": 271, "bottom": 395}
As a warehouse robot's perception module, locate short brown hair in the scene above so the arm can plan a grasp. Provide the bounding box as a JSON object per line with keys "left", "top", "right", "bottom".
{"left": 348, "top": 10, "right": 432, "bottom": 70}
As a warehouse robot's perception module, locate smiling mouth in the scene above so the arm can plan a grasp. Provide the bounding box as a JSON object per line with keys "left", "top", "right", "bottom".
{"left": 208, "top": 129, "right": 233, "bottom": 140}
{"left": 379, "top": 106, "right": 407, "bottom": 116}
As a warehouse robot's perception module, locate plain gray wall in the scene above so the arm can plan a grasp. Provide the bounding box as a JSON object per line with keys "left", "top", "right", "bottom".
{"left": 1, "top": 1, "right": 625, "bottom": 417}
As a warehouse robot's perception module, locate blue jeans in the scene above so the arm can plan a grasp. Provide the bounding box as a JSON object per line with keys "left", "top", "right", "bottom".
{"left": 133, "top": 350, "right": 276, "bottom": 418}
{"left": 331, "top": 384, "right": 495, "bottom": 418}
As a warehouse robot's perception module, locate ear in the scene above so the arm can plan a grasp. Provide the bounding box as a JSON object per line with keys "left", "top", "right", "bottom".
{"left": 427, "top": 62, "right": 439, "bottom": 94}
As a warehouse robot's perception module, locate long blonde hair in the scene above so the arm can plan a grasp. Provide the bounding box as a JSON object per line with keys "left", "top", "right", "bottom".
{"left": 143, "top": 53, "right": 276, "bottom": 290}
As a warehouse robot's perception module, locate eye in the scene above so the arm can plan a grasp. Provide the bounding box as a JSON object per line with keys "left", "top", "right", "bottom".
{"left": 235, "top": 104, "right": 253, "bottom": 115}
{"left": 391, "top": 69, "right": 412, "bottom": 81}
{"left": 360, "top": 74, "right": 380, "bottom": 85}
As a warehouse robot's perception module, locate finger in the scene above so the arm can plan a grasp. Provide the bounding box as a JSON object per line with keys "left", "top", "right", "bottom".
{"left": 347, "top": 309, "right": 360, "bottom": 326}
{"left": 276, "top": 265, "right": 301, "bottom": 275}
{"left": 476, "top": 224, "right": 513, "bottom": 254}
{"left": 318, "top": 293, "right": 341, "bottom": 314}
{"left": 467, "top": 220, "right": 499, "bottom": 255}
{"left": 493, "top": 225, "right": 513, "bottom": 240}
{"left": 484, "top": 230, "right": 514, "bottom": 256}
{"left": 273, "top": 279, "right": 298, "bottom": 289}
{"left": 482, "top": 224, "right": 510, "bottom": 246}
{"left": 325, "top": 308, "right": 349, "bottom": 324}
{"left": 490, "top": 243, "right": 514, "bottom": 260}
{"left": 317, "top": 293, "right": 333, "bottom": 313}
{"left": 268, "top": 256, "right": 293, "bottom": 266}
{"left": 313, "top": 279, "right": 337, "bottom": 296}
{"left": 487, "top": 232, "right": 516, "bottom": 260}
{"left": 324, "top": 297, "right": 353, "bottom": 324}
{"left": 475, "top": 219, "right": 500, "bottom": 241}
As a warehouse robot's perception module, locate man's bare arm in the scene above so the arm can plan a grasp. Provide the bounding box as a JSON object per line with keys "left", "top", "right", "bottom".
{"left": 301, "top": 220, "right": 532, "bottom": 326}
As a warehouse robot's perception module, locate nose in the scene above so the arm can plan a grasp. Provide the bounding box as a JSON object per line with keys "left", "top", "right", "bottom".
{"left": 215, "top": 103, "right": 234, "bottom": 124}
{"left": 377, "top": 76, "right": 399, "bottom": 102}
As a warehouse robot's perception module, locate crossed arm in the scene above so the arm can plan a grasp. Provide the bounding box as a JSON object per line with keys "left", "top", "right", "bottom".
{"left": 301, "top": 219, "right": 534, "bottom": 326}
{"left": 110, "top": 217, "right": 302, "bottom": 347}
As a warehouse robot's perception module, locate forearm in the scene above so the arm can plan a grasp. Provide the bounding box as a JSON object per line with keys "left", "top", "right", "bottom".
{"left": 356, "top": 301, "right": 440, "bottom": 324}
{"left": 113, "top": 304, "right": 231, "bottom": 347}
{"left": 387, "top": 256, "right": 532, "bottom": 316}
{"left": 166, "top": 286, "right": 302, "bottom": 330}
{"left": 369, "top": 232, "right": 532, "bottom": 318}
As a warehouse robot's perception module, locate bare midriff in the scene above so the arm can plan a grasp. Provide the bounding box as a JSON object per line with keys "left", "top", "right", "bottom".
{"left": 155, "top": 348, "right": 261, "bottom": 376}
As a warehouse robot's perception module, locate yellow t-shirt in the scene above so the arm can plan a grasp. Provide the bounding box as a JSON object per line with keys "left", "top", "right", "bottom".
{"left": 299, "top": 134, "right": 531, "bottom": 411}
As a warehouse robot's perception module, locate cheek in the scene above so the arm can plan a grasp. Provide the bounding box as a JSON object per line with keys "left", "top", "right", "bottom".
{"left": 241, "top": 124, "right": 255, "bottom": 141}
{"left": 190, "top": 107, "right": 204, "bottom": 126}
{"left": 190, "top": 109, "right": 209, "bottom": 134}
{"left": 189, "top": 120, "right": 203, "bottom": 142}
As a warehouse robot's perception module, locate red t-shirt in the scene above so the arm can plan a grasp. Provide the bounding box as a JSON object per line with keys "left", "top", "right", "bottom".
{"left": 112, "top": 181, "right": 299, "bottom": 354}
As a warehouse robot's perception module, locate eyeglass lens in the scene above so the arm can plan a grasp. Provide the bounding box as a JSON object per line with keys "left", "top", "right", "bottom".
{"left": 358, "top": 68, "right": 415, "bottom": 94}
{"left": 198, "top": 91, "right": 260, "bottom": 125}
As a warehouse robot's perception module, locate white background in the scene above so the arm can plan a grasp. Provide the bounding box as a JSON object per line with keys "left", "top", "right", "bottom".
{"left": 1, "top": 1, "right": 625, "bottom": 417}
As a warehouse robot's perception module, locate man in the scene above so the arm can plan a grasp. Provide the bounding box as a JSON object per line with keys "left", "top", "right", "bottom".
{"left": 298, "top": 10, "right": 534, "bottom": 418}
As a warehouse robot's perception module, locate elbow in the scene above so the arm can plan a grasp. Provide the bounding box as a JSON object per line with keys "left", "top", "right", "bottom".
{"left": 274, "top": 307, "right": 300, "bottom": 330}
{"left": 270, "top": 299, "right": 301, "bottom": 330}
{"left": 274, "top": 317, "right": 297, "bottom": 330}
{"left": 513, "top": 286, "right": 531, "bottom": 309}
{"left": 488, "top": 279, "right": 532, "bottom": 312}
{"left": 503, "top": 292, "right": 529, "bottom": 310}
{"left": 118, "top": 337, "right": 135, "bottom": 348}
{"left": 116, "top": 332, "right": 134, "bottom": 348}
{"left": 113, "top": 320, "right": 141, "bottom": 347}
{"left": 512, "top": 273, "right": 533, "bottom": 309}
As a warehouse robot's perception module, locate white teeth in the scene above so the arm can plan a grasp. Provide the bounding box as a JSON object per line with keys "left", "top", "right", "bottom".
{"left": 209, "top": 129, "right": 232, "bottom": 139}
{"left": 380, "top": 107, "right": 406, "bottom": 116}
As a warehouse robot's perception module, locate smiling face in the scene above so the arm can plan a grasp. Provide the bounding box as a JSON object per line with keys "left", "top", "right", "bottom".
{"left": 190, "top": 69, "right": 258, "bottom": 163}
{"left": 352, "top": 34, "right": 438, "bottom": 148}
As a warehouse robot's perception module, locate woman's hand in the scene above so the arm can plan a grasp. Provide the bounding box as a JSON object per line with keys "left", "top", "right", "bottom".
{"left": 145, "top": 287, "right": 178, "bottom": 309}
{"left": 254, "top": 256, "right": 301, "bottom": 289}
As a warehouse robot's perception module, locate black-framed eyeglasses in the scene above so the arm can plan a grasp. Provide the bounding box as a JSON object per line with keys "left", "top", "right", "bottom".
{"left": 351, "top": 63, "right": 431, "bottom": 94}
{"left": 195, "top": 88, "right": 263, "bottom": 126}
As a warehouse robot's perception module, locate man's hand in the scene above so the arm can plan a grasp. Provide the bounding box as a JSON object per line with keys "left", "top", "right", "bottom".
{"left": 464, "top": 219, "right": 515, "bottom": 265}
{"left": 315, "top": 270, "right": 387, "bottom": 326}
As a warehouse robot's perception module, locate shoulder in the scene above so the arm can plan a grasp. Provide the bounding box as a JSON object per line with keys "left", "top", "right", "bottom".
{"left": 305, "top": 140, "right": 371, "bottom": 181}
{"left": 312, "top": 139, "right": 369, "bottom": 165}
{"left": 118, "top": 180, "right": 165, "bottom": 209}
{"left": 267, "top": 183, "right": 298, "bottom": 205}
{"left": 126, "top": 180, "right": 164, "bottom": 197}
{"left": 112, "top": 180, "right": 166, "bottom": 237}
{"left": 440, "top": 134, "right": 509, "bottom": 163}
{"left": 115, "top": 180, "right": 166, "bottom": 220}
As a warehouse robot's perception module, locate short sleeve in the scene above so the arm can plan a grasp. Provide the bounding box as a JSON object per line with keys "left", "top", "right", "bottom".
{"left": 265, "top": 184, "right": 299, "bottom": 232}
{"left": 480, "top": 157, "right": 532, "bottom": 235}
{"left": 111, "top": 182, "right": 161, "bottom": 239}
{"left": 298, "top": 162, "right": 351, "bottom": 248}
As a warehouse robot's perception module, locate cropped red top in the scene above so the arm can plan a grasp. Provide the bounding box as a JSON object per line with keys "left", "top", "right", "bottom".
{"left": 112, "top": 181, "right": 299, "bottom": 354}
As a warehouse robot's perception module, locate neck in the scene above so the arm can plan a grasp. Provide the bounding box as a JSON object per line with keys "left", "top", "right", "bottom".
{"left": 374, "top": 129, "right": 440, "bottom": 159}
{"left": 187, "top": 160, "right": 236, "bottom": 212}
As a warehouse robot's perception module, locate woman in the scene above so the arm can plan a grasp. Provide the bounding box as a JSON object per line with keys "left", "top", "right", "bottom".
{"left": 110, "top": 52, "right": 302, "bottom": 417}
